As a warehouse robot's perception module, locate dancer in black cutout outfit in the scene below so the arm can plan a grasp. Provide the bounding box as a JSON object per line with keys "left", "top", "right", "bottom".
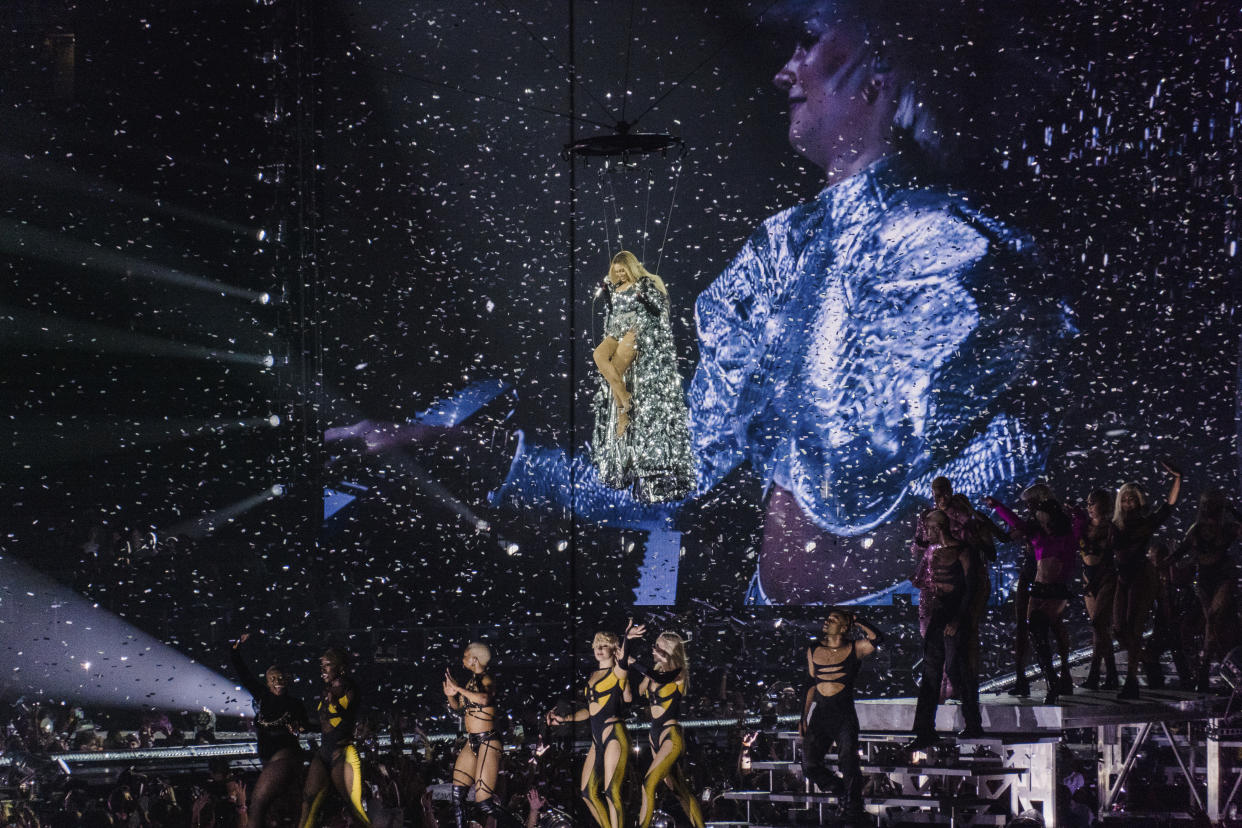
{"left": 801, "top": 610, "right": 883, "bottom": 824}
{"left": 444, "top": 642, "right": 522, "bottom": 828}
{"left": 299, "top": 646, "right": 369, "bottom": 827}
{"left": 546, "top": 630, "right": 631, "bottom": 828}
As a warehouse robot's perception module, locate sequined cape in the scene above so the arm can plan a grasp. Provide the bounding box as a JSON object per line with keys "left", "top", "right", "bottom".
{"left": 495, "top": 155, "right": 1074, "bottom": 534}
{"left": 591, "top": 276, "right": 695, "bottom": 503}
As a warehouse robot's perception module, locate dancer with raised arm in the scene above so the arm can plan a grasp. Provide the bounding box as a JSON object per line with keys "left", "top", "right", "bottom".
{"left": 231, "top": 633, "right": 309, "bottom": 828}
{"left": 546, "top": 631, "right": 631, "bottom": 828}
{"left": 444, "top": 642, "right": 522, "bottom": 828}
{"left": 622, "top": 623, "right": 705, "bottom": 828}
{"left": 985, "top": 494, "right": 1084, "bottom": 703}
{"left": 801, "top": 610, "right": 883, "bottom": 824}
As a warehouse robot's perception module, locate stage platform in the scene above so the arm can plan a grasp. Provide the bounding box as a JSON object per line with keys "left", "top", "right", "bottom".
{"left": 18, "top": 677, "right": 1240, "bottom": 826}
{"left": 854, "top": 683, "right": 1230, "bottom": 732}
{"left": 718, "top": 678, "right": 1238, "bottom": 828}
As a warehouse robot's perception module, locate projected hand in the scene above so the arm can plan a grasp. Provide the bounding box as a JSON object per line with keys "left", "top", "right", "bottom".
{"left": 233, "top": 633, "right": 250, "bottom": 649}
{"left": 1159, "top": 460, "right": 1182, "bottom": 478}
{"left": 325, "top": 419, "right": 450, "bottom": 453}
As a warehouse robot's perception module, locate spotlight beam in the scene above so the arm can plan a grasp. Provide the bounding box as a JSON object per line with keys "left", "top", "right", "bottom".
{"left": 0, "top": 554, "right": 249, "bottom": 714}
{"left": 1, "top": 416, "right": 278, "bottom": 466}
{"left": 0, "top": 304, "right": 276, "bottom": 367}
{"left": 0, "top": 151, "right": 260, "bottom": 238}
{"left": 0, "top": 219, "right": 267, "bottom": 302}
{"left": 164, "top": 487, "right": 282, "bottom": 539}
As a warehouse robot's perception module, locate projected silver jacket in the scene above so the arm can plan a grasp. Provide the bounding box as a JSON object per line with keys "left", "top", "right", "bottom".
{"left": 495, "top": 156, "right": 1074, "bottom": 532}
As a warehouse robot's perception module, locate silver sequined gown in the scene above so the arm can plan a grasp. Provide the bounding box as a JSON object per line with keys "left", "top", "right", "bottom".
{"left": 495, "top": 156, "right": 1074, "bottom": 596}
{"left": 591, "top": 277, "right": 694, "bottom": 503}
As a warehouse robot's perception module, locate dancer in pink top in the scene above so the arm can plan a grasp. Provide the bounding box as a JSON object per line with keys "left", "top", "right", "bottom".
{"left": 985, "top": 495, "right": 1086, "bottom": 703}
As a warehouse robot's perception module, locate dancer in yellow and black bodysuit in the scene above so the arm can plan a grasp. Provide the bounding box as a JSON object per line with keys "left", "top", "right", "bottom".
{"left": 623, "top": 623, "right": 705, "bottom": 828}
{"left": 300, "top": 646, "right": 369, "bottom": 827}
{"left": 547, "top": 630, "right": 631, "bottom": 828}
{"left": 443, "top": 642, "right": 523, "bottom": 828}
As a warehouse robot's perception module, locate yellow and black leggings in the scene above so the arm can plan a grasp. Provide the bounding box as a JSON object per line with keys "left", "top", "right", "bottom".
{"left": 582, "top": 720, "right": 629, "bottom": 828}
{"left": 301, "top": 744, "right": 369, "bottom": 828}
{"left": 639, "top": 722, "right": 704, "bottom": 828}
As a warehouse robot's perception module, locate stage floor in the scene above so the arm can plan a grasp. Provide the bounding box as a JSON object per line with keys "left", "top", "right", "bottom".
{"left": 855, "top": 679, "right": 1230, "bottom": 734}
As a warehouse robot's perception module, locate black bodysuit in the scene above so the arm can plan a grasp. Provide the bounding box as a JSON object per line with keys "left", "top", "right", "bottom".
{"left": 629, "top": 662, "right": 682, "bottom": 745}
{"left": 1079, "top": 525, "right": 1116, "bottom": 597}
{"left": 316, "top": 676, "right": 360, "bottom": 764}
{"left": 810, "top": 643, "right": 861, "bottom": 699}
{"left": 456, "top": 672, "right": 501, "bottom": 750}
{"left": 802, "top": 641, "right": 864, "bottom": 815}
{"left": 229, "top": 647, "right": 308, "bottom": 763}
{"left": 585, "top": 669, "right": 628, "bottom": 747}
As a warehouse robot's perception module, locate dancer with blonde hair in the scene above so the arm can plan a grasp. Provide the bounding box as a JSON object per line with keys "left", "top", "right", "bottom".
{"left": 547, "top": 629, "right": 631, "bottom": 828}
{"left": 444, "top": 642, "right": 521, "bottom": 828}
{"left": 624, "top": 623, "right": 705, "bottom": 828}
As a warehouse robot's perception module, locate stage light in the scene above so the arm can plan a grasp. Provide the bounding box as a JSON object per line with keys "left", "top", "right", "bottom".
{"left": 0, "top": 155, "right": 257, "bottom": 236}
{"left": 0, "top": 556, "right": 246, "bottom": 714}
{"left": 2, "top": 415, "right": 283, "bottom": 466}
{"left": 0, "top": 220, "right": 268, "bottom": 302}
{"left": 262, "top": 354, "right": 276, "bottom": 367}
{"left": 259, "top": 292, "right": 271, "bottom": 305}
{"left": 165, "top": 486, "right": 288, "bottom": 538}
{"left": 268, "top": 414, "right": 282, "bottom": 427}
{"left": 257, "top": 228, "right": 267, "bottom": 241}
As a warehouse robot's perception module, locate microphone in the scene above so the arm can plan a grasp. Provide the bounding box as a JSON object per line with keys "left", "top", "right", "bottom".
{"left": 593, "top": 281, "right": 609, "bottom": 299}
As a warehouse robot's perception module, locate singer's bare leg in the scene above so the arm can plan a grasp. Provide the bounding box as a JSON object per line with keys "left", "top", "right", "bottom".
{"left": 611, "top": 331, "right": 637, "bottom": 436}
{"left": 593, "top": 331, "right": 637, "bottom": 436}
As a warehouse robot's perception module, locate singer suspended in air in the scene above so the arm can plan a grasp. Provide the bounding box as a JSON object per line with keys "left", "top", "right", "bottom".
{"left": 591, "top": 251, "right": 695, "bottom": 503}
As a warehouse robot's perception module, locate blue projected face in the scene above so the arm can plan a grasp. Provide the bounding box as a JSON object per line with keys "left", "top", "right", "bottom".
{"left": 308, "top": 2, "right": 1236, "bottom": 614}
{"left": 772, "top": 15, "right": 880, "bottom": 173}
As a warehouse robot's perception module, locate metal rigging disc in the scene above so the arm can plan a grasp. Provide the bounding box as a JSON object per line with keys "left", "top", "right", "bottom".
{"left": 563, "top": 129, "right": 685, "bottom": 161}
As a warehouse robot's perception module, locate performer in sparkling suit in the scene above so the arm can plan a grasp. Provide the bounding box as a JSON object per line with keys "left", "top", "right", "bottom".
{"left": 490, "top": 0, "right": 1074, "bottom": 604}
{"left": 590, "top": 251, "right": 694, "bottom": 503}
{"left": 332, "top": 0, "right": 1075, "bottom": 606}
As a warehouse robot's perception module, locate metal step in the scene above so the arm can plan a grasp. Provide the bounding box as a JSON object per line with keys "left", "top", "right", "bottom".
{"left": 718, "top": 790, "right": 1000, "bottom": 810}
{"left": 710, "top": 818, "right": 1008, "bottom": 828}
{"left": 748, "top": 759, "right": 1026, "bottom": 778}
{"left": 770, "top": 729, "right": 1058, "bottom": 746}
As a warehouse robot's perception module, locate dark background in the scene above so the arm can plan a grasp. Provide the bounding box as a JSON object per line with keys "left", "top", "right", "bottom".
{"left": 1, "top": 0, "right": 1239, "bottom": 712}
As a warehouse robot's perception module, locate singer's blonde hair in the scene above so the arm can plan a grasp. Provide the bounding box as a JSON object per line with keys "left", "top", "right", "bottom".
{"left": 610, "top": 250, "right": 667, "bottom": 296}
